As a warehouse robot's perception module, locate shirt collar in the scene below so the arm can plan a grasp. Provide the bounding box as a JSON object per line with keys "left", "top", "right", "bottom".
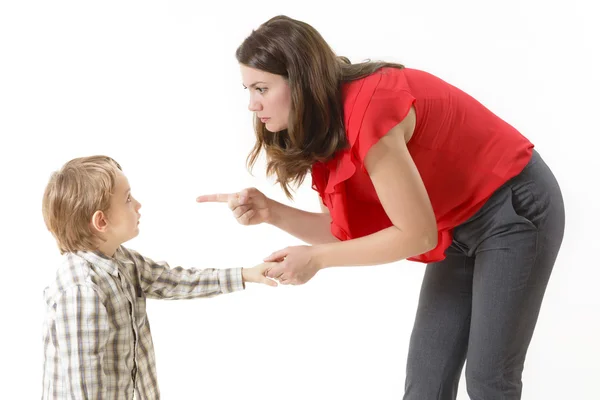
{"left": 76, "top": 246, "right": 132, "bottom": 277}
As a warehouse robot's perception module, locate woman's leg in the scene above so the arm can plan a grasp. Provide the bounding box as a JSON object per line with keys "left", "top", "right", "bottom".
{"left": 457, "top": 151, "right": 565, "bottom": 399}
{"left": 403, "top": 244, "right": 475, "bottom": 400}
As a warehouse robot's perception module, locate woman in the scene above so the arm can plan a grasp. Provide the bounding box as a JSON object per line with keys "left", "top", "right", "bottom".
{"left": 197, "top": 15, "right": 565, "bottom": 400}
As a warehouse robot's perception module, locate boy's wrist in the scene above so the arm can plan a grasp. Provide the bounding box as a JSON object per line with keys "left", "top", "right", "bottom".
{"left": 218, "top": 268, "right": 245, "bottom": 293}
{"left": 241, "top": 268, "right": 248, "bottom": 287}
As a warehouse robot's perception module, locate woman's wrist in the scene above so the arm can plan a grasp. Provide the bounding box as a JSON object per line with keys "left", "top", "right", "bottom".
{"left": 311, "top": 244, "right": 330, "bottom": 270}
{"left": 265, "top": 198, "right": 282, "bottom": 225}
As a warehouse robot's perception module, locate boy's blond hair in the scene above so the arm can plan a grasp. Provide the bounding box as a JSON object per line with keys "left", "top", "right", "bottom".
{"left": 42, "top": 156, "right": 122, "bottom": 254}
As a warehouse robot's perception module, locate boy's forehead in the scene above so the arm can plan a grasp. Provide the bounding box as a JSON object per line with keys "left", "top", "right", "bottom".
{"left": 114, "top": 171, "right": 130, "bottom": 193}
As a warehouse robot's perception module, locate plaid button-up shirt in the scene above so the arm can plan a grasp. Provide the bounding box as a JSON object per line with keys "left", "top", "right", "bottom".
{"left": 42, "top": 245, "right": 244, "bottom": 399}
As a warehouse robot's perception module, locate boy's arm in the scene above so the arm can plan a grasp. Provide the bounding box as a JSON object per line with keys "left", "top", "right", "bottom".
{"left": 55, "top": 286, "right": 110, "bottom": 399}
{"left": 123, "top": 247, "right": 245, "bottom": 300}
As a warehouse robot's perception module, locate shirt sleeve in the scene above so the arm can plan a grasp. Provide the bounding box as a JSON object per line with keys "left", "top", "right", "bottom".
{"left": 54, "top": 285, "right": 109, "bottom": 399}
{"left": 123, "top": 248, "right": 245, "bottom": 300}
{"left": 353, "top": 72, "right": 416, "bottom": 166}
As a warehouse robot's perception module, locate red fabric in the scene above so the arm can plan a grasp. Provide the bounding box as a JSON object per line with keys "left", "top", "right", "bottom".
{"left": 311, "top": 68, "right": 533, "bottom": 263}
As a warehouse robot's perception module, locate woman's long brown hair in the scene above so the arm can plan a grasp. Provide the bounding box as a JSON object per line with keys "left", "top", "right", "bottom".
{"left": 236, "top": 15, "right": 404, "bottom": 198}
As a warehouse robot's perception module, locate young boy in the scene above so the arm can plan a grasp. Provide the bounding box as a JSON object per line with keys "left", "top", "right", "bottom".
{"left": 41, "top": 155, "right": 276, "bottom": 399}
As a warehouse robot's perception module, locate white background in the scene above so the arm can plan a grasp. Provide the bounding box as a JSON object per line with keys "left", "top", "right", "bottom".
{"left": 1, "top": 0, "right": 598, "bottom": 399}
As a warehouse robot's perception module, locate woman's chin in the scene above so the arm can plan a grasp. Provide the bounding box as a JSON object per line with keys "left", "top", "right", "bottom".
{"left": 264, "top": 122, "right": 285, "bottom": 132}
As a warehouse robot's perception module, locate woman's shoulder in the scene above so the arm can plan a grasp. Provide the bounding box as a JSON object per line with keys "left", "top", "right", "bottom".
{"left": 342, "top": 67, "right": 414, "bottom": 101}
{"left": 342, "top": 67, "right": 416, "bottom": 133}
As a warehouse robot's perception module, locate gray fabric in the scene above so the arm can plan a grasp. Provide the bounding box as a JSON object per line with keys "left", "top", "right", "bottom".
{"left": 403, "top": 150, "right": 565, "bottom": 400}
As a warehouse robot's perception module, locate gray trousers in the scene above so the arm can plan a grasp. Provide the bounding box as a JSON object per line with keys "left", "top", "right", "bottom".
{"left": 403, "top": 150, "right": 565, "bottom": 400}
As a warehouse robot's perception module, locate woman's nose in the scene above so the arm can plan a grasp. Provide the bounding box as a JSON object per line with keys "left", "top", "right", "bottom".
{"left": 248, "top": 98, "right": 262, "bottom": 112}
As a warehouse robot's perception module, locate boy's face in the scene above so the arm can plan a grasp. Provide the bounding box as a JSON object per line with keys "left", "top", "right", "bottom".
{"left": 104, "top": 170, "right": 142, "bottom": 245}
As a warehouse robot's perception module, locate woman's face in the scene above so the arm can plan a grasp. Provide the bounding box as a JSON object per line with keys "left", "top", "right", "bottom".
{"left": 240, "top": 64, "right": 292, "bottom": 132}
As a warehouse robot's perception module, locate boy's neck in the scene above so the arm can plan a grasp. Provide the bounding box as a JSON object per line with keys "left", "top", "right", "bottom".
{"left": 96, "top": 240, "right": 120, "bottom": 258}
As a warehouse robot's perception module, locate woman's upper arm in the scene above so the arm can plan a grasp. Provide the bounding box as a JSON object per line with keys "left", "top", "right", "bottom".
{"left": 319, "top": 196, "right": 330, "bottom": 214}
{"left": 363, "top": 107, "right": 437, "bottom": 241}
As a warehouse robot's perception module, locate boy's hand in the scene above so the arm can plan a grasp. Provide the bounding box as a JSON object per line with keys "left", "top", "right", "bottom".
{"left": 242, "top": 262, "right": 279, "bottom": 287}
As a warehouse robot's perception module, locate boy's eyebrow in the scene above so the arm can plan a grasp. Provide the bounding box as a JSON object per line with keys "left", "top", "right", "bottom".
{"left": 125, "top": 188, "right": 131, "bottom": 197}
{"left": 243, "top": 81, "right": 267, "bottom": 88}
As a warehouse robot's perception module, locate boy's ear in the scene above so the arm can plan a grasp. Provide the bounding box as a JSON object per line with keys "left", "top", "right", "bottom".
{"left": 91, "top": 210, "right": 108, "bottom": 233}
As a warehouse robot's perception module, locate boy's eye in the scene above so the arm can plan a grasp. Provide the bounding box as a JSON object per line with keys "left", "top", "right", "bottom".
{"left": 127, "top": 195, "right": 131, "bottom": 202}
